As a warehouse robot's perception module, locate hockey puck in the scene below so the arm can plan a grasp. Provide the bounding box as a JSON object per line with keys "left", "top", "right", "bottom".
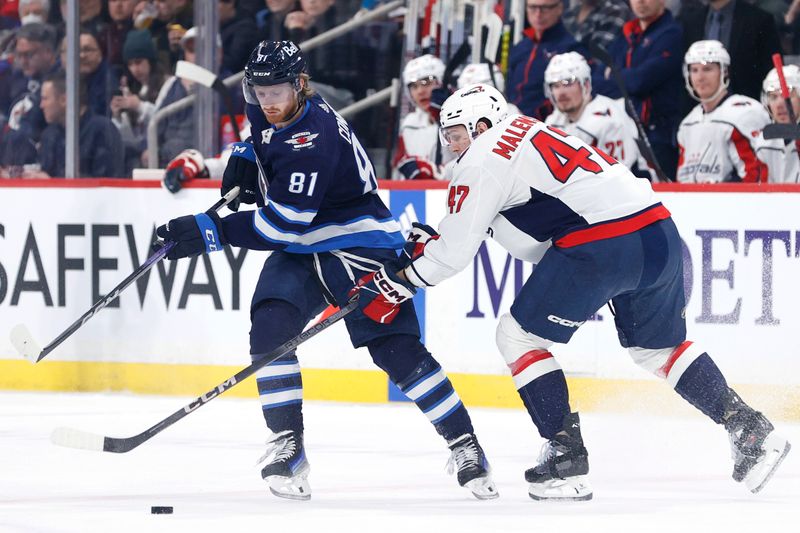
{"left": 151, "top": 506, "right": 173, "bottom": 514}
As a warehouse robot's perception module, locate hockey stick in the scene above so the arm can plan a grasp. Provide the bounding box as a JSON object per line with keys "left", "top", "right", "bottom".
{"left": 9, "top": 186, "right": 241, "bottom": 364}
{"left": 762, "top": 54, "right": 800, "bottom": 141}
{"left": 50, "top": 297, "right": 358, "bottom": 454}
{"left": 588, "top": 42, "right": 672, "bottom": 182}
{"left": 175, "top": 61, "right": 242, "bottom": 143}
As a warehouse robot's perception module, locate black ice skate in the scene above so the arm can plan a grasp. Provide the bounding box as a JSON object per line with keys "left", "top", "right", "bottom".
{"left": 723, "top": 391, "right": 791, "bottom": 493}
{"left": 525, "top": 412, "right": 592, "bottom": 501}
{"left": 446, "top": 434, "right": 499, "bottom": 500}
{"left": 257, "top": 430, "right": 311, "bottom": 500}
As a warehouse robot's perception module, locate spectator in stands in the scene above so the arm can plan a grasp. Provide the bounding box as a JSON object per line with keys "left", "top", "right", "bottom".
{"left": 676, "top": 40, "right": 771, "bottom": 183}
{"left": 594, "top": 0, "right": 683, "bottom": 181}
{"left": 6, "top": 22, "right": 59, "bottom": 142}
{"left": 61, "top": 29, "right": 118, "bottom": 117}
{"left": 392, "top": 54, "right": 452, "bottom": 180}
{"left": 149, "top": 0, "right": 193, "bottom": 71}
{"left": 757, "top": 64, "right": 800, "bottom": 183}
{"left": 149, "top": 25, "right": 199, "bottom": 166}
{"left": 256, "top": 0, "right": 296, "bottom": 41}
{"left": 0, "top": 113, "right": 39, "bottom": 177}
{"left": 679, "top": 0, "right": 782, "bottom": 102}
{"left": 104, "top": 0, "right": 136, "bottom": 68}
{"left": 56, "top": 0, "right": 107, "bottom": 41}
{"left": 111, "top": 29, "right": 164, "bottom": 174}
{"left": 507, "top": 0, "right": 586, "bottom": 119}
{"left": 33, "top": 71, "right": 125, "bottom": 177}
{"left": 18, "top": 0, "right": 50, "bottom": 25}
{"left": 562, "top": 0, "right": 631, "bottom": 51}
{"left": 219, "top": 0, "right": 261, "bottom": 73}
{"left": 544, "top": 52, "right": 646, "bottom": 174}
{"left": 284, "top": 0, "right": 364, "bottom": 109}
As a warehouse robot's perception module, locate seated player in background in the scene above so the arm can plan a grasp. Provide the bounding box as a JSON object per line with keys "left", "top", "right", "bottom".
{"left": 392, "top": 54, "right": 454, "bottom": 180}
{"left": 543, "top": 52, "right": 647, "bottom": 177}
{"left": 154, "top": 40, "right": 497, "bottom": 501}
{"left": 358, "top": 83, "right": 791, "bottom": 501}
{"left": 676, "top": 40, "right": 772, "bottom": 183}
{"left": 757, "top": 64, "right": 800, "bottom": 183}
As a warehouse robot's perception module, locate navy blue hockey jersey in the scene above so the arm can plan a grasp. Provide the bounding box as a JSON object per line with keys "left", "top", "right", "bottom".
{"left": 220, "top": 94, "right": 403, "bottom": 253}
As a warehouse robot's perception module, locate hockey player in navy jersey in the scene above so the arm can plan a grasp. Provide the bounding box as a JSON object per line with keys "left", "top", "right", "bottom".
{"left": 154, "top": 41, "right": 497, "bottom": 501}
{"left": 360, "top": 83, "right": 791, "bottom": 500}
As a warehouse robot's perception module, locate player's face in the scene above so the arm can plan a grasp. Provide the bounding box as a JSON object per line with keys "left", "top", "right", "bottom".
{"left": 442, "top": 125, "right": 471, "bottom": 156}
{"left": 408, "top": 76, "right": 440, "bottom": 110}
{"left": 766, "top": 89, "right": 800, "bottom": 124}
{"left": 689, "top": 63, "right": 721, "bottom": 100}
{"left": 550, "top": 79, "right": 584, "bottom": 115}
{"left": 254, "top": 82, "right": 299, "bottom": 124}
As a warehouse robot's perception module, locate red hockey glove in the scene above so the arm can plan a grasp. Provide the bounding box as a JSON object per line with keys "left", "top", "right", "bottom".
{"left": 163, "top": 149, "right": 207, "bottom": 193}
{"left": 401, "top": 222, "right": 439, "bottom": 266}
{"left": 397, "top": 156, "right": 436, "bottom": 180}
{"left": 349, "top": 264, "right": 416, "bottom": 324}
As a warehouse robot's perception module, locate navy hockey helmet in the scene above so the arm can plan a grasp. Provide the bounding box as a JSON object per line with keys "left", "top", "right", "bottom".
{"left": 243, "top": 40, "right": 306, "bottom": 105}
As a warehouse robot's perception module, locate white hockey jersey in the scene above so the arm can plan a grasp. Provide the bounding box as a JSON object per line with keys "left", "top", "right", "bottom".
{"left": 757, "top": 138, "right": 800, "bottom": 183}
{"left": 404, "top": 114, "right": 666, "bottom": 288}
{"left": 392, "top": 107, "right": 454, "bottom": 179}
{"left": 676, "top": 94, "right": 772, "bottom": 183}
{"left": 545, "top": 95, "right": 642, "bottom": 169}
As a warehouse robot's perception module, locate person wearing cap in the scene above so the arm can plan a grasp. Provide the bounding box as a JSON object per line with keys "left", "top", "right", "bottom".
{"left": 757, "top": 63, "right": 800, "bottom": 183}
{"left": 111, "top": 29, "right": 166, "bottom": 174}
{"left": 676, "top": 40, "right": 772, "bottom": 183}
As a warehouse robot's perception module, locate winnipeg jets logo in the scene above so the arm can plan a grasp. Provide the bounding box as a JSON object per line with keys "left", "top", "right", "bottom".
{"left": 262, "top": 129, "right": 274, "bottom": 144}
{"left": 285, "top": 131, "right": 319, "bottom": 149}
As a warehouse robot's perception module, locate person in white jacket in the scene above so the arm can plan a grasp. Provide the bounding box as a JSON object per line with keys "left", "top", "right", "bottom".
{"left": 676, "top": 40, "right": 772, "bottom": 183}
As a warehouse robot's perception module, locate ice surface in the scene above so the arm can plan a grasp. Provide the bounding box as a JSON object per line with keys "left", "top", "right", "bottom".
{"left": 0, "top": 391, "right": 797, "bottom": 533}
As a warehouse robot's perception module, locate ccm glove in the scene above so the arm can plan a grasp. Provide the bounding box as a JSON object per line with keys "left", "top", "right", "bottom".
{"left": 163, "top": 149, "right": 207, "bottom": 193}
{"left": 428, "top": 86, "right": 451, "bottom": 123}
{"left": 349, "top": 263, "right": 416, "bottom": 324}
{"left": 401, "top": 222, "right": 439, "bottom": 266}
{"left": 397, "top": 156, "right": 436, "bottom": 180}
{"left": 221, "top": 141, "right": 259, "bottom": 212}
{"left": 155, "top": 210, "right": 226, "bottom": 260}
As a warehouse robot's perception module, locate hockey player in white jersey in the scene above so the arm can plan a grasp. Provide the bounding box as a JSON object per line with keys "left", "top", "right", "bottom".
{"left": 757, "top": 64, "right": 800, "bottom": 183}
{"left": 356, "top": 83, "right": 791, "bottom": 500}
{"left": 392, "top": 54, "right": 454, "bottom": 180}
{"left": 676, "top": 40, "right": 772, "bottom": 183}
{"left": 543, "top": 52, "right": 644, "bottom": 173}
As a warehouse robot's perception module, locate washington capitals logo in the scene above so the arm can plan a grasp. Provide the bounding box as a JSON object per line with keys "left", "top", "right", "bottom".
{"left": 285, "top": 131, "right": 319, "bottom": 149}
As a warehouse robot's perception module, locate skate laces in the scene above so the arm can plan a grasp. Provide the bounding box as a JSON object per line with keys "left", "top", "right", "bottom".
{"left": 537, "top": 440, "right": 558, "bottom": 464}
{"left": 446, "top": 435, "right": 480, "bottom": 475}
{"left": 256, "top": 430, "right": 297, "bottom": 466}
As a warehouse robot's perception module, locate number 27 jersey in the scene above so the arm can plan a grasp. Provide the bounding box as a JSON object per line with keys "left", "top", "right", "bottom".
{"left": 405, "top": 114, "right": 669, "bottom": 287}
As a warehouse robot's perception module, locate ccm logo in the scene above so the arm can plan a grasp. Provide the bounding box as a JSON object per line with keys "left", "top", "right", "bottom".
{"left": 375, "top": 270, "right": 405, "bottom": 303}
{"left": 205, "top": 229, "right": 219, "bottom": 251}
{"left": 547, "top": 315, "right": 584, "bottom": 328}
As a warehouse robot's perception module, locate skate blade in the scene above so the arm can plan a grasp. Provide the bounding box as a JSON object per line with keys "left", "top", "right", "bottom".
{"left": 528, "top": 475, "right": 593, "bottom": 501}
{"left": 265, "top": 468, "right": 311, "bottom": 501}
{"left": 465, "top": 476, "right": 500, "bottom": 500}
{"left": 745, "top": 434, "right": 791, "bottom": 494}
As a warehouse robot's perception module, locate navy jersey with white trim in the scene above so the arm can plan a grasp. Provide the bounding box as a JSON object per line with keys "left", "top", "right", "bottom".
{"left": 220, "top": 94, "right": 404, "bottom": 253}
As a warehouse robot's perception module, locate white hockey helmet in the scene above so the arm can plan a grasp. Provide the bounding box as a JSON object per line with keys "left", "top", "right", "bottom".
{"left": 683, "top": 40, "right": 730, "bottom": 102}
{"left": 457, "top": 63, "right": 505, "bottom": 93}
{"left": 403, "top": 54, "right": 445, "bottom": 87}
{"left": 543, "top": 52, "right": 592, "bottom": 100}
{"left": 439, "top": 83, "right": 509, "bottom": 145}
{"left": 761, "top": 64, "right": 800, "bottom": 108}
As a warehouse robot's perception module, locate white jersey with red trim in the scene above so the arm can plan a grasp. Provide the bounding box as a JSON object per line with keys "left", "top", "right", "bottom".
{"left": 404, "top": 114, "right": 664, "bottom": 288}
{"left": 676, "top": 94, "right": 771, "bottom": 183}
{"left": 545, "top": 95, "right": 642, "bottom": 169}
{"left": 392, "top": 108, "right": 454, "bottom": 179}
{"left": 757, "top": 138, "right": 800, "bottom": 183}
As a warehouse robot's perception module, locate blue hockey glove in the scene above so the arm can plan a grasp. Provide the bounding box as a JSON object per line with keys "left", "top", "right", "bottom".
{"left": 400, "top": 222, "right": 439, "bottom": 267}
{"left": 428, "top": 86, "right": 451, "bottom": 122}
{"left": 155, "top": 210, "right": 226, "bottom": 260}
{"left": 349, "top": 263, "right": 416, "bottom": 324}
{"left": 221, "top": 141, "right": 259, "bottom": 212}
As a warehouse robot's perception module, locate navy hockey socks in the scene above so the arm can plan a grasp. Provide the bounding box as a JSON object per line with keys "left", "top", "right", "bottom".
{"left": 251, "top": 300, "right": 305, "bottom": 434}
{"left": 672, "top": 353, "right": 729, "bottom": 424}
{"left": 517, "top": 368, "right": 571, "bottom": 440}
